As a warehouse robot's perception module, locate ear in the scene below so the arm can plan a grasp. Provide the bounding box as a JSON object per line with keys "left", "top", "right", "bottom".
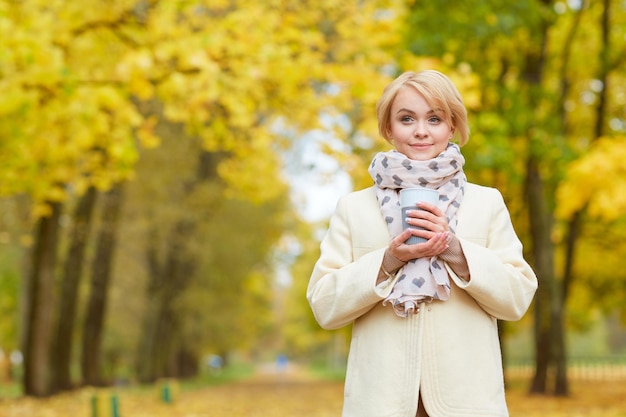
{"left": 386, "top": 129, "right": 394, "bottom": 143}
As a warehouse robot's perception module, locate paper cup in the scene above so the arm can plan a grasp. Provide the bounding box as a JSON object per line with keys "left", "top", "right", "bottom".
{"left": 400, "top": 188, "right": 439, "bottom": 244}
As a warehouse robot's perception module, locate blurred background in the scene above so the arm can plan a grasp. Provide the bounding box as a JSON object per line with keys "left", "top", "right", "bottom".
{"left": 0, "top": 0, "right": 625, "bottom": 404}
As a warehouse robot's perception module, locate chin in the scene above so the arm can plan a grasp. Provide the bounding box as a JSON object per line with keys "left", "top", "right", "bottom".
{"left": 407, "top": 153, "right": 437, "bottom": 161}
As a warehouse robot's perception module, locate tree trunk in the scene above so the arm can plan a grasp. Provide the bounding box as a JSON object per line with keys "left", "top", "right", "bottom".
{"left": 23, "top": 201, "right": 62, "bottom": 397}
{"left": 81, "top": 184, "right": 124, "bottom": 386}
{"left": 50, "top": 187, "right": 98, "bottom": 392}
{"left": 552, "top": 304, "right": 568, "bottom": 395}
{"left": 175, "top": 348, "right": 199, "bottom": 379}
{"left": 135, "top": 149, "right": 220, "bottom": 383}
{"left": 136, "top": 222, "right": 195, "bottom": 383}
{"left": 521, "top": 0, "right": 571, "bottom": 396}
{"left": 525, "top": 155, "right": 556, "bottom": 395}
{"left": 136, "top": 229, "right": 165, "bottom": 383}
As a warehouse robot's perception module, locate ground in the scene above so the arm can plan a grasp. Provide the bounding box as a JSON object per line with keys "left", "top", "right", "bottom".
{"left": 1, "top": 367, "right": 625, "bottom": 417}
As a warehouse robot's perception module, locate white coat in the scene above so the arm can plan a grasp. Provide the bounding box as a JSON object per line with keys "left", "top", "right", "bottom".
{"left": 307, "top": 183, "right": 538, "bottom": 417}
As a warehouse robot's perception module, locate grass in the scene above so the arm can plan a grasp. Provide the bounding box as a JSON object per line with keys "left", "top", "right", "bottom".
{"left": 0, "top": 362, "right": 255, "bottom": 400}
{"left": 307, "top": 364, "right": 347, "bottom": 382}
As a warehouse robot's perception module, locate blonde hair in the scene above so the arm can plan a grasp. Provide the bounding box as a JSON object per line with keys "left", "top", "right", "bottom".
{"left": 376, "top": 70, "right": 469, "bottom": 146}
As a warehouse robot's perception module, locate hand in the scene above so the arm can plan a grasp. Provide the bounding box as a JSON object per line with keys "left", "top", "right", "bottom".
{"left": 389, "top": 201, "right": 451, "bottom": 262}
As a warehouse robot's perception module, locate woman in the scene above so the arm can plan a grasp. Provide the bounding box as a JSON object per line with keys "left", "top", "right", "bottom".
{"left": 307, "top": 70, "right": 537, "bottom": 417}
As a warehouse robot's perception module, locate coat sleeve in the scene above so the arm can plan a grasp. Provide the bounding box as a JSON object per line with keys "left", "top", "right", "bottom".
{"left": 306, "top": 195, "right": 397, "bottom": 330}
{"left": 447, "top": 188, "right": 538, "bottom": 321}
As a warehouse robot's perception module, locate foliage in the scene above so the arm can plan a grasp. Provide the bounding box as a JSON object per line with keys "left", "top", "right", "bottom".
{"left": 556, "top": 136, "right": 626, "bottom": 221}
{"left": 0, "top": 250, "right": 19, "bottom": 350}
{"left": 0, "top": 0, "right": 404, "bottom": 207}
{"left": 0, "top": 0, "right": 404, "bottom": 209}
{"left": 0, "top": 198, "right": 26, "bottom": 352}
{"left": 282, "top": 222, "right": 341, "bottom": 361}
{"left": 398, "top": 0, "right": 626, "bottom": 395}
{"left": 1, "top": 0, "right": 625, "bottom": 398}
{"left": 0, "top": 0, "right": 411, "bottom": 391}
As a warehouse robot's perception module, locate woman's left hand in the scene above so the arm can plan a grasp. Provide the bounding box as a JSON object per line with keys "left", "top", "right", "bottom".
{"left": 406, "top": 201, "right": 449, "bottom": 235}
{"left": 388, "top": 201, "right": 451, "bottom": 262}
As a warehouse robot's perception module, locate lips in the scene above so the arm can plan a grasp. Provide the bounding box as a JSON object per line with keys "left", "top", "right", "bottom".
{"left": 410, "top": 143, "right": 432, "bottom": 150}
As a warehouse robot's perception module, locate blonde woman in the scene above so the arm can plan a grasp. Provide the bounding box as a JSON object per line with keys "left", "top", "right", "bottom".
{"left": 307, "top": 70, "right": 537, "bottom": 417}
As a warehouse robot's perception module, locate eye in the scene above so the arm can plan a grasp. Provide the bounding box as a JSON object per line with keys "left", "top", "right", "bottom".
{"left": 401, "top": 115, "right": 414, "bottom": 123}
{"left": 428, "top": 116, "right": 442, "bottom": 124}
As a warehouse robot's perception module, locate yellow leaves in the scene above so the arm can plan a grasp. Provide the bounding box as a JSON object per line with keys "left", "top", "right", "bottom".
{"left": 137, "top": 116, "right": 160, "bottom": 149}
{"left": 220, "top": 92, "right": 257, "bottom": 130}
{"left": 32, "top": 202, "right": 57, "bottom": 219}
{"left": 0, "top": 377, "right": 335, "bottom": 417}
{"left": 0, "top": 80, "right": 140, "bottom": 213}
{"left": 556, "top": 136, "right": 626, "bottom": 221}
{"left": 180, "top": 50, "right": 219, "bottom": 73}
{"left": 1, "top": 0, "right": 414, "bottom": 215}
{"left": 94, "top": 86, "right": 123, "bottom": 111}
{"left": 157, "top": 72, "right": 188, "bottom": 106}
{"left": 116, "top": 49, "right": 156, "bottom": 100}
{"left": 217, "top": 130, "right": 288, "bottom": 205}
{"left": 2, "top": 376, "right": 624, "bottom": 417}
{"left": 0, "top": 81, "right": 32, "bottom": 115}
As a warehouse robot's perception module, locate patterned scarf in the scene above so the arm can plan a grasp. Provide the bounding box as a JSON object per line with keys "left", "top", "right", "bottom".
{"left": 368, "top": 143, "right": 467, "bottom": 317}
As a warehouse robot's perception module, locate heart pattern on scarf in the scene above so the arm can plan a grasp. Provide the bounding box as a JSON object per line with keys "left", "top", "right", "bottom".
{"left": 368, "top": 143, "right": 467, "bottom": 317}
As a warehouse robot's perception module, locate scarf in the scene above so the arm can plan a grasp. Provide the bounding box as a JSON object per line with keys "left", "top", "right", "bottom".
{"left": 368, "top": 143, "right": 467, "bottom": 317}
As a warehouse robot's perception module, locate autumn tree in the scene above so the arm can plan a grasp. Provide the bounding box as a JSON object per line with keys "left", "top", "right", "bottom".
{"left": 0, "top": 0, "right": 408, "bottom": 395}
{"left": 1, "top": 0, "right": 145, "bottom": 395}
{"left": 402, "top": 0, "right": 626, "bottom": 396}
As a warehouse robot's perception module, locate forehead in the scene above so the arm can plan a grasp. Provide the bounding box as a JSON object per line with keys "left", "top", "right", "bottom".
{"left": 391, "top": 86, "right": 432, "bottom": 111}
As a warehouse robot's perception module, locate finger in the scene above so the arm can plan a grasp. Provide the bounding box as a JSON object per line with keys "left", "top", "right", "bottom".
{"left": 432, "top": 233, "right": 451, "bottom": 252}
{"left": 408, "top": 210, "right": 449, "bottom": 233}
{"left": 406, "top": 207, "right": 443, "bottom": 223}
{"left": 405, "top": 217, "right": 443, "bottom": 234}
{"left": 416, "top": 201, "right": 443, "bottom": 215}
{"left": 389, "top": 230, "right": 417, "bottom": 260}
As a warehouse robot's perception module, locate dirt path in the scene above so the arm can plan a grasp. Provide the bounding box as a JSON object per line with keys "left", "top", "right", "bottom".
{"left": 3, "top": 372, "right": 626, "bottom": 417}
{"left": 0, "top": 370, "right": 345, "bottom": 417}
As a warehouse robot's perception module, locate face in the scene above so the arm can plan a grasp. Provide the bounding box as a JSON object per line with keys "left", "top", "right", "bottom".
{"left": 387, "top": 86, "right": 454, "bottom": 161}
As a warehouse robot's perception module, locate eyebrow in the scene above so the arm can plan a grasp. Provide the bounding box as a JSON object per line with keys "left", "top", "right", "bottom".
{"left": 395, "top": 108, "right": 438, "bottom": 115}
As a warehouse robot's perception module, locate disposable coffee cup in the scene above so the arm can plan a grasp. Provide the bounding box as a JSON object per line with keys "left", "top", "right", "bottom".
{"left": 400, "top": 188, "right": 439, "bottom": 244}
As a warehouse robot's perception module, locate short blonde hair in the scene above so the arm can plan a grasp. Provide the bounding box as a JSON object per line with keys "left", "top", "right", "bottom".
{"left": 376, "top": 70, "right": 470, "bottom": 146}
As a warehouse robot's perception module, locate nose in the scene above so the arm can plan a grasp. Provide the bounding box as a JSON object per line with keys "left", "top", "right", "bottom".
{"left": 413, "top": 121, "right": 427, "bottom": 137}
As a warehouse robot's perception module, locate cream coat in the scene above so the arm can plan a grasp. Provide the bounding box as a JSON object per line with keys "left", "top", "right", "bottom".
{"left": 307, "top": 183, "right": 538, "bottom": 417}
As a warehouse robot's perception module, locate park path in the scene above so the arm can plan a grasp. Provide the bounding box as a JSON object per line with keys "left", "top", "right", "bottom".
{"left": 0, "top": 367, "right": 345, "bottom": 417}
{"left": 2, "top": 372, "right": 626, "bottom": 417}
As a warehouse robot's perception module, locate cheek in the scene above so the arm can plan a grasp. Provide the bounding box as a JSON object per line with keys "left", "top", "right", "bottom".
{"left": 435, "top": 139, "right": 450, "bottom": 153}
{"left": 390, "top": 123, "right": 409, "bottom": 137}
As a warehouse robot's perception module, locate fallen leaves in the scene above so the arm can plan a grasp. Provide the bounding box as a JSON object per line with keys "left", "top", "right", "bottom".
{"left": 1, "top": 373, "right": 625, "bottom": 417}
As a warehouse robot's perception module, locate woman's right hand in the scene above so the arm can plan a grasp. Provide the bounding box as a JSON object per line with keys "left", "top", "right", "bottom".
{"left": 389, "top": 229, "right": 450, "bottom": 262}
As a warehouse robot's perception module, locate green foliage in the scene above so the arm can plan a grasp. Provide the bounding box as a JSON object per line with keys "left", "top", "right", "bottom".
{"left": 0, "top": 196, "right": 28, "bottom": 354}
{"left": 0, "top": 250, "right": 19, "bottom": 350}
{"left": 404, "top": 0, "right": 546, "bottom": 58}
{"left": 403, "top": 0, "right": 626, "bottom": 317}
